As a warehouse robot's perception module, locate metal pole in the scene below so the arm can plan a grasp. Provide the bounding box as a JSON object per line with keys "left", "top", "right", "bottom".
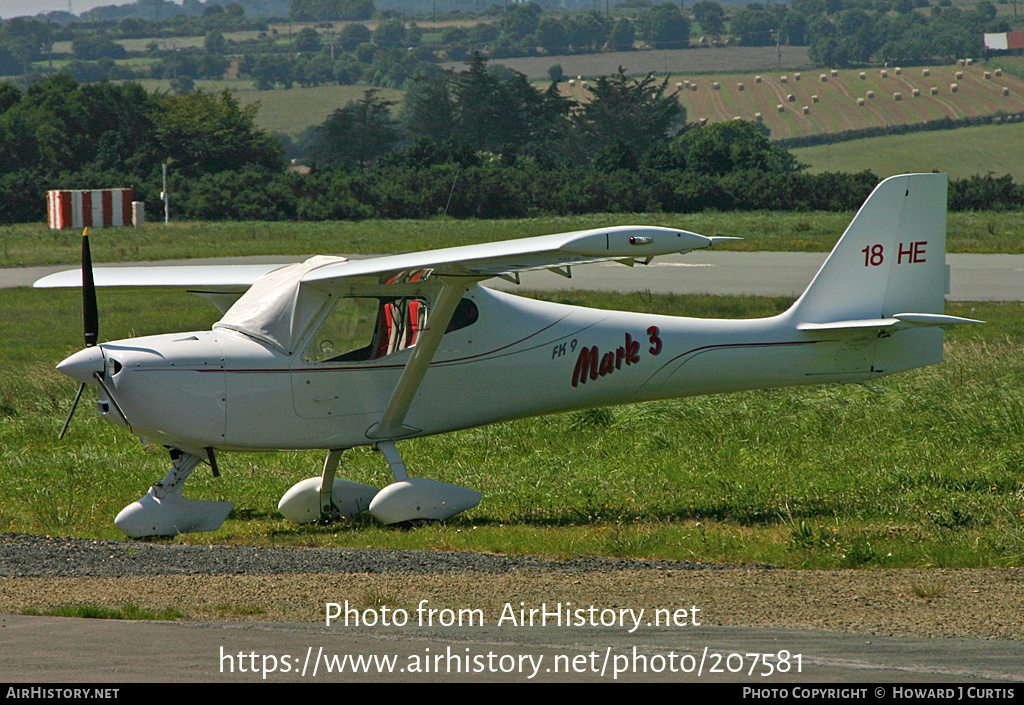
{"left": 162, "top": 162, "right": 169, "bottom": 224}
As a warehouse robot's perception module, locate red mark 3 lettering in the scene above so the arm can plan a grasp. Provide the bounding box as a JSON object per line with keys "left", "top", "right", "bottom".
{"left": 571, "top": 328, "right": 661, "bottom": 387}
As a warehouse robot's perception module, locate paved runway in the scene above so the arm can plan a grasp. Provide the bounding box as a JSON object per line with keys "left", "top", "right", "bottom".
{"left": 2, "top": 613, "right": 1021, "bottom": 683}
{"left": 7, "top": 252, "right": 1024, "bottom": 301}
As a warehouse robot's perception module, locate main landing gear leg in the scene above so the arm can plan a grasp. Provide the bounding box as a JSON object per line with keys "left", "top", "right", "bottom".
{"left": 277, "top": 448, "right": 379, "bottom": 525}
{"left": 367, "top": 440, "right": 481, "bottom": 525}
{"left": 114, "top": 448, "right": 234, "bottom": 538}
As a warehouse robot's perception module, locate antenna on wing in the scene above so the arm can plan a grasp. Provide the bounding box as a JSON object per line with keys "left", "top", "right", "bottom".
{"left": 433, "top": 169, "right": 460, "bottom": 249}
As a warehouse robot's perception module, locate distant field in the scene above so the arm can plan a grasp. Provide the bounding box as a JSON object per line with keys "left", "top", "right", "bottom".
{"left": 633, "top": 63, "right": 1024, "bottom": 140}
{"left": 792, "top": 120, "right": 1024, "bottom": 181}
{"left": 136, "top": 79, "right": 405, "bottom": 137}
{"left": 447, "top": 45, "right": 813, "bottom": 79}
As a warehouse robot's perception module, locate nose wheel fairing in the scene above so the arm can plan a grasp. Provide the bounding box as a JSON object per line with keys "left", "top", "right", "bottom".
{"left": 114, "top": 448, "right": 233, "bottom": 538}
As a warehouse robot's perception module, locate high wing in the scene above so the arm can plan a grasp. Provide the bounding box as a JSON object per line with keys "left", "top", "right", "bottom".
{"left": 300, "top": 225, "right": 723, "bottom": 285}
{"left": 34, "top": 225, "right": 721, "bottom": 290}
{"left": 32, "top": 264, "right": 284, "bottom": 289}
{"left": 34, "top": 225, "right": 723, "bottom": 314}
{"left": 33, "top": 263, "right": 287, "bottom": 314}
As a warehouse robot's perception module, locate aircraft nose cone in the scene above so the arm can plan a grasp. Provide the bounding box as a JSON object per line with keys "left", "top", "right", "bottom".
{"left": 57, "top": 346, "right": 104, "bottom": 385}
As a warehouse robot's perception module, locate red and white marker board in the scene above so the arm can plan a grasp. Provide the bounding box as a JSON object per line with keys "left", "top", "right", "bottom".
{"left": 47, "top": 189, "right": 135, "bottom": 229}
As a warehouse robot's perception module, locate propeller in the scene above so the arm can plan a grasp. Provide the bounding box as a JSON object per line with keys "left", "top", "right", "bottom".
{"left": 58, "top": 228, "right": 99, "bottom": 439}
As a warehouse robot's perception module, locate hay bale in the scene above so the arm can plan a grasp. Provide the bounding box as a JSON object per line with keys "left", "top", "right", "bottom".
{"left": 894, "top": 92, "right": 902, "bottom": 101}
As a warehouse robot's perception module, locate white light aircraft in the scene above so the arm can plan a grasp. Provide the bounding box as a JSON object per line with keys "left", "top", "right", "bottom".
{"left": 36, "top": 173, "right": 979, "bottom": 537}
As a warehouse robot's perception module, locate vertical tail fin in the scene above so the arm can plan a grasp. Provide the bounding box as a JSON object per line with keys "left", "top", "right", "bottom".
{"left": 787, "top": 173, "right": 949, "bottom": 325}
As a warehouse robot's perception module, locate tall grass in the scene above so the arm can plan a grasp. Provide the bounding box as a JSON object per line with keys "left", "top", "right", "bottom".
{"left": 1, "top": 286, "right": 1021, "bottom": 568}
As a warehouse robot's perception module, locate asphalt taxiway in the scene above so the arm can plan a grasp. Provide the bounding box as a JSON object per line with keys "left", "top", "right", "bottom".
{"left": 5, "top": 251, "right": 1024, "bottom": 300}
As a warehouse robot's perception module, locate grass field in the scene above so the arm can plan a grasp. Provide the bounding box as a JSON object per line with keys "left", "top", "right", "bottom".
{"left": 1, "top": 283, "right": 1022, "bottom": 569}
{"left": 791, "top": 120, "right": 1024, "bottom": 182}
{"left": 4, "top": 208, "right": 1024, "bottom": 269}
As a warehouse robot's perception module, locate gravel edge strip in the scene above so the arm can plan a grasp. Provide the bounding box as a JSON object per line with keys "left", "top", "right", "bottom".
{"left": 0, "top": 533, "right": 752, "bottom": 578}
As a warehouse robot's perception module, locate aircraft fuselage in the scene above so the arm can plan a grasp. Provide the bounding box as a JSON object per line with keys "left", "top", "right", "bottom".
{"left": 80, "top": 284, "right": 940, "bottom": 454}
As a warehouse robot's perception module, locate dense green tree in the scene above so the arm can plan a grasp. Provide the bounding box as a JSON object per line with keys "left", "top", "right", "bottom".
{"left": 691, "top": 1, "right": 726, "bottom": 36}
{"left": 338, "top": 23, "right": 371, "bottom": 51}
{"left": 638, "top": 4, "right": 691, "bottom": 50}
{"left": 372, "top": 19, "right": 408, "bottom": 49}
{"left": 401, "top": 56, "right": 570, "bottom": 158}
{"left": 659, "top": 120, "right": 800, "bottom": 175}
{"left": 311, "top": 89, "right": 401, "bottom": 169}
{"left": 536, "top": 17, "right": 570, "bottom": 54}
{"left": 502, "top": 3, "right": 543, "bottom": 43}
{"left": 567, "top": 11, "right": 612, "bottom": 52}
{"left": 730, "top": 4, "right": 779, "bottom": 46}
{"left": 204, "top": 30, "right": 227, "bottom": 54}
{"left": 294, "top": 27, "right": 323, "bottom": 53}
{"left": 0, "top": 75, "right": 159, "bottom": 177}
{"left": 574, "top": 69, "right": 684, "bottom": 160}
{"left": 403, "top": 74, "right": 457, "bottom": 144}
{"left": 71, "top": 35, "right": 128, "bottom": 61}
{"left": 242, "top": 54, "right": 295, "bottom": 89}
{"left": 152, "top": 89, "right": 283, "bottom": 176}
{"left": 608, "top": 18, "right": 636, "bottom": 52}
{"left": 0, "top": 18, "right": 52, "bottom": 67}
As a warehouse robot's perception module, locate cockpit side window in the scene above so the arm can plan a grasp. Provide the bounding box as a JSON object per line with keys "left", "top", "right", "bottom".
{"left": 302, "top": 296, "right": 478, "bottom": 364}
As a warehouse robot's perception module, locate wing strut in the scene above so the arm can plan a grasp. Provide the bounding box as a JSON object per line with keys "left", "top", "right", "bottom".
{"left": 366, "top": 277, "right": 474, "bottom": 441}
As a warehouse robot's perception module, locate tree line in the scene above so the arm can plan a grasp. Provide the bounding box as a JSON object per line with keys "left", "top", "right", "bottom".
{"left": 0, "top": 69, "right": 1020, "bottom": 226}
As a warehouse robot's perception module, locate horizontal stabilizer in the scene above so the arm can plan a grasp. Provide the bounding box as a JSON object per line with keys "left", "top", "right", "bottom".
{"left": 798, "top": 312, "right": 983, "bottom": 332}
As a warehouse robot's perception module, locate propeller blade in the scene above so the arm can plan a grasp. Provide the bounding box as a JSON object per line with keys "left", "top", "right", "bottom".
{"left": 60, "top": 228, "right": 99, "bottom": 438}
{"left": 59, "top": 382, "right": 86, "bottom": 440}
{"left": 82, "top": 227, "right": 98, "bottom": 348}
